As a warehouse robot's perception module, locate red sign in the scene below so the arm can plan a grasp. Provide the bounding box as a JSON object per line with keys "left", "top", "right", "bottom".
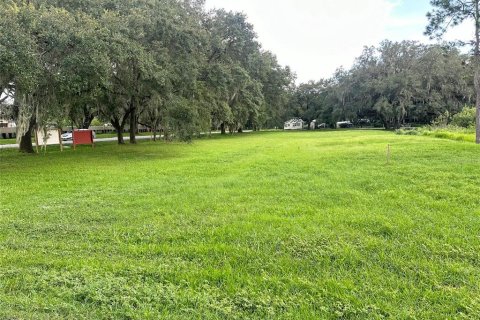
{"left": 73, "top": 130, "right": 94, "bottom": 149}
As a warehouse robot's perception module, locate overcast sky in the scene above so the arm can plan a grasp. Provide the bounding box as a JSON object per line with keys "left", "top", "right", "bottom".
{"left": 204, "top": 0, "right": 473, "bottom": 83}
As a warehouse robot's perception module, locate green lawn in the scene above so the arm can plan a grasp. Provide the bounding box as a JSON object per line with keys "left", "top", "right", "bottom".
{"left": 0, "top": 138, "right": 16, "bottom": 145}
{"left": 1, "top": 131, "right": 480, "bottom": 319}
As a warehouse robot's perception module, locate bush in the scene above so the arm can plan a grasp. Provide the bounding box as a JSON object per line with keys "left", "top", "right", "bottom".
{"left": 451, "top": 106, "right": 476, "bottom": 128}
{"left": 91, "top": 118, "right": 103, "bottom": 126}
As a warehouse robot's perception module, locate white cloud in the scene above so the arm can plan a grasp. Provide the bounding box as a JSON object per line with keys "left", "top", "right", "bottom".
{"left": 205, "top": 0, "right": 476, "bottom": 82}
{"left": 205, "top": 0, "right": 396, "bottom": 82}
{"left": 443, "top": 20, "right": 474, "bottom": 43}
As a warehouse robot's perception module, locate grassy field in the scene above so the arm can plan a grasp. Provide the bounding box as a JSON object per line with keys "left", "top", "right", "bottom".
{"left": 0, "top": 138, "right": 16, "bottom": 145}
{"left": 1, "top": 130, "right": 480, "bottom": 319}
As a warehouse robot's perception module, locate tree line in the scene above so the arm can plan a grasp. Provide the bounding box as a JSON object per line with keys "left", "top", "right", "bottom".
{"left": 1, "top": 0, "right": 479, "bottom": 153}
{"left": 287, "top": 0, "right": 480, "bottom": 143}
{"left": 0, "top": 0, "right": 295, "bottom": 152}
{"left": 286, "top": 41, "right": 475, "bottom": 130}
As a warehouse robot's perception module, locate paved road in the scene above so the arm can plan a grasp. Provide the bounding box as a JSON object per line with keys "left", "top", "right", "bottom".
{"left": 0, "top": 135, "right": 153, "bottom": 150}
{"left": 0, "top": 130, "right": 253, "bottom": 150}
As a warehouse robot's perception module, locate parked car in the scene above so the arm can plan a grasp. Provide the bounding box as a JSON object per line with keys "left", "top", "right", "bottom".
{"left": 61, "top": 130, "right": 96, "bottom": 141}
{"left": 61, "top": 132, "right": 73, "bottom": 141}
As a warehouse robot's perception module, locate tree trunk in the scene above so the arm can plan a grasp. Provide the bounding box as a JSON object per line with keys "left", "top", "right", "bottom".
{"left": 476, "top": 0, "right": 480, "bottom": 57}
{"left": 152, "top": 125, "right": 157, "bottom": 142}
{"left": 220, "top": 122, "right": 226, "bottom": 135}
{"left": 111, "top": 119, "right": 125, "bottom": 145}
{"left": 129, "top": 102, "right": 137, "bottom": 144}
{"left": 394, "top": 117, "right": 401, "bottom": 130}
{"left": 117, "top": 129, "right": 125, "bottom": 145}
{"left": 476, "top": 100, "right": 480, "bottom": 144}
{"left": 381, "top": 116, "right": 390, "bottom": 130}
{"left": 81, "top": 114, "right": 95, "bottom": 129}
{"left": 130, "top": 111, "right": 137, "bottom": 144}
{"left": 475, "top": 68, "right": 480, "bottom": 144}
{"left": 19, "top": 121, "right": 35, "bottom": 153}
{"left": 475, "top": 1, "right": 480, "bottom": 144}
{"left": 237, "top": 127, "right": 243, "bottom": 133}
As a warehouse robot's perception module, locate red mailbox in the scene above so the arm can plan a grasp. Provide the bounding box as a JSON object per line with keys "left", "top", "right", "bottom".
{"left": 73, "top": 130, "right": 94, "bottom": 149}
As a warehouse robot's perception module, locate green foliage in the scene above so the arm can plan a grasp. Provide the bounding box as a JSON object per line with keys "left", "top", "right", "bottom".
{"left": 426, "top": 0, "right": 479, "bottom": 42}
{"left": 425, "top": 0, "right": 480, "bottom": 143}
{"left": 451, "top": 106, "right": 476, "bottom": 128}
{"left": 396, "top": 125, "right": 475, "bottom": 142}
{"left": 165, "top": 97, "right": 198, "bottom": 142}
{"left": 432, "top": 110, "right": 450, "bottom": 127}
{"left": 1, "top": 131, "right": 480, "bottom": 318}
{"left": 1, "top": 0, "right": 294, "bottom": 150}
{"left": 90, "top": 118, "right": 103, "bottom": 126}
{"left": 288, "top": 41, "right": 474, "bottom": 129}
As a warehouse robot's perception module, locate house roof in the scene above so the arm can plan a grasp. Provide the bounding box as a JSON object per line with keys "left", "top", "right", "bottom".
{"left": 284, "top": 118, "right": 304, "bottom": 125}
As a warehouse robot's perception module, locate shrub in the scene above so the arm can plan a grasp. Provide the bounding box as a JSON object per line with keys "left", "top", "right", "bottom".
{"left": 91, "top": 118, "right": 103, "bottom": 126}
{"left": 451, "top": 106, "right": 476, "bottom": 128}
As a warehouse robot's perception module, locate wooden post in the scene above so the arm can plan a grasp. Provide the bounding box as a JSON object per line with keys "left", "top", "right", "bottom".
{"left": 386, "top": 144, "right": 391, "bottom": 164}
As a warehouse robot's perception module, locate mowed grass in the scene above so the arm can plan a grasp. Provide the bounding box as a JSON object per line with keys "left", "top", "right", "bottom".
{"left": 1, "top": 130, "right": 480, "bottom": 319}
{"left": 0, "top": 138, "right": 16, "bottom": 145}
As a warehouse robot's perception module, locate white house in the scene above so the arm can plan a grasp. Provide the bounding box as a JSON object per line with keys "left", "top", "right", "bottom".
{"left": 284, "top": 118, "right": 304, "bottom": 130}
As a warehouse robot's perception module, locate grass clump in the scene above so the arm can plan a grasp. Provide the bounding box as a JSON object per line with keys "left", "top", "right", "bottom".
{"left": 396, "top": 126, "right": 475, "bottom": 142}
{"left": 1, "top": 130, "right": 480, "bottom": 318}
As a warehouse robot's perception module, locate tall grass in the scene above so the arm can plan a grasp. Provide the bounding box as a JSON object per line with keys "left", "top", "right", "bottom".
{"left": 396, "top": 125, "right": 475, "bottom": 142}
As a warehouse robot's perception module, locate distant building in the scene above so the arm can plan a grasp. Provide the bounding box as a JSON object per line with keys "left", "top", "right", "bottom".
{"left": 284, "top": 118, "right": 304, "bottom": 130}
{"left": 0, "top": 119, "right": 16, "bottom": 139}
{"left": 0, "top": 119, "right": 16, "bottom": 128}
